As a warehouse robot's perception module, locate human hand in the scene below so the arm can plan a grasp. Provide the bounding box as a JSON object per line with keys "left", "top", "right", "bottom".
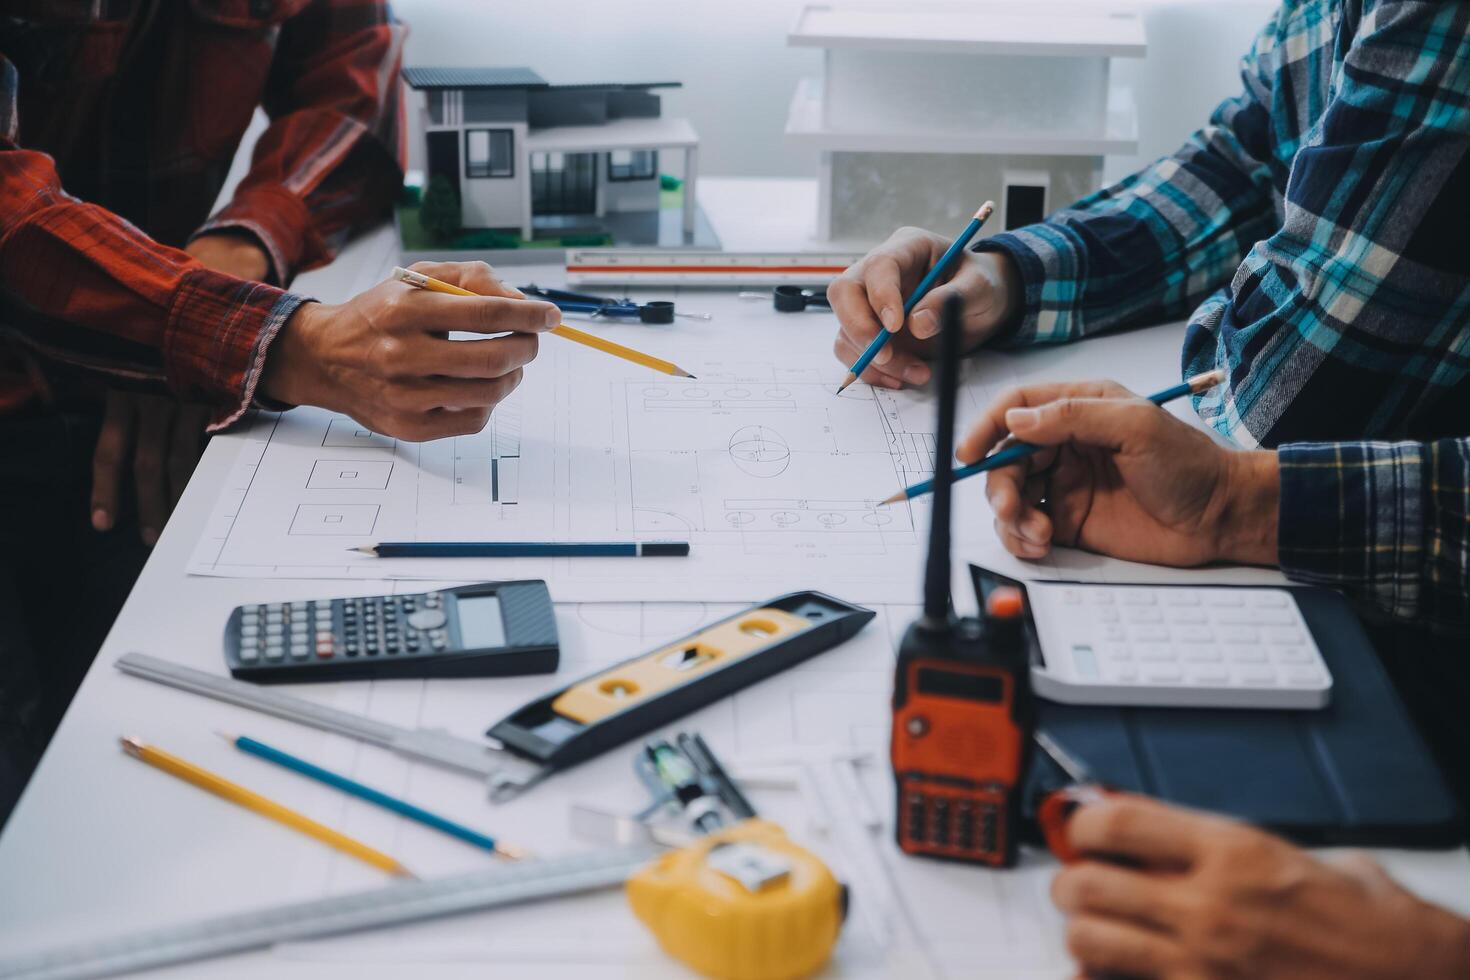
{"left": 958, "top": 381, "right": 1279, "bottom": 567}
{"left": 828, "top": 228, "right": 1019, "bottom": 388}
{"left": 87, "top": 235, "right": 266, "bottom": 543}
{"left": 185, "top": 232, "right": 270, "bottom": 282}
{"left": 90, "top": 390, "right": 209, "bottom": 545}
{"left": 1050, "top": 794, "right": 1470, "bottom": 979}
{"left": 259, "top": 261, "right": 560, "bottom": 442}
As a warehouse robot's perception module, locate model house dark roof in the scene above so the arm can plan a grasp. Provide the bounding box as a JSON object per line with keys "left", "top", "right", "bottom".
{"left": 402, "top": 67, "right": 548, "bottom": 90}
{"left": 402, "top": 67, "right": 681, "bottom": 93}
{"left": 546, "top": 82, "right": 683, "bottom": 91}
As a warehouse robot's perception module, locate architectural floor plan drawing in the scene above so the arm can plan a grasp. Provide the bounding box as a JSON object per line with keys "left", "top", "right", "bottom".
{"left": 187, "top": 293, "right": 1054, "bottom": 601}
{"left": 269, "top": 600, "right": 1069, "bottom": 978}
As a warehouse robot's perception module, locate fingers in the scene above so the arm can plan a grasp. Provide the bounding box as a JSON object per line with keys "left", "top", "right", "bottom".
{"left": 957, "top": 380, "right": 1135, "bottom": 464}
{"left": 398, "top": 333, "right": 540, "bottom": 381}
{"left": 378, "top": 406, "right": 493, "bottom": 443}
{"left": 833, "top": 331, "right": 908, "bottom": 390}
{"left": 1067, "top": 795, "right": 1213, "bottom": 869}
{"left": 364, "top": 370, "right": 524, "bottom": 441}
{"left": 828, "top": 229, "right": 946, "bottom": 383}
{"left": 398, "top": 370, "right": 524, "bottom": 414}
{"left": 90, "top": 391, "right": 135, "bottom": 533}
{"left": 908, "top": 280, "right": 966, "bottom": 341}
{"left": 1006, "top": 395, "right": 1162, "bottom": 452}
{"left": 863, "top": 254, "right": 909, "bottom": 334}
{"left": 984, "top": 445, "right": 1058, "bottom": 559}
{"left": 404, "top": 289, "right": 560, "bottom": 336}
{"left": 1052, "top": 862, "right": 1181, "bottom": 930}
{"left": 1064, "top": 915, "right": 1181, "bottom": 978}
{"left": 406, "top": 260, "right": 525, "bottom": 300}
{"left": 132, "top": 395, "right": 173, "bottom": 546}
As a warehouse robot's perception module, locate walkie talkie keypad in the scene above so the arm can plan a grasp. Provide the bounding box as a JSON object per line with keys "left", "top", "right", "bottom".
{"left": 225, "top": 582, "right": 559, "bottom": 683}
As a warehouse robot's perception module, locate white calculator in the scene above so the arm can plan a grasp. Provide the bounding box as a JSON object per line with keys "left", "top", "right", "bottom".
{"left": 1023, "top": 581, "right": 1333, "bottom": 710}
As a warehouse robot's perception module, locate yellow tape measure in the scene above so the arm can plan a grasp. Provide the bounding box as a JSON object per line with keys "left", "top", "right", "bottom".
{"left": 629, "top": 818, "right": 846, "bottom": 980}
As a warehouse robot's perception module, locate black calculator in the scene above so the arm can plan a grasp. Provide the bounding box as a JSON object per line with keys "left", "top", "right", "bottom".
{"left": 224, "top": 580, "right": 559, "bottom": 683}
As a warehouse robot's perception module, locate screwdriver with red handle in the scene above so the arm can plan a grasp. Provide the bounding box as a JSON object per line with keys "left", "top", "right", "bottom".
{"left": 1033, "top": 728, "right": 1117, "bottom": 863}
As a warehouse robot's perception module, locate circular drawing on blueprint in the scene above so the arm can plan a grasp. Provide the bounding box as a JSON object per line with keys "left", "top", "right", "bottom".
{"left": 728, "top": 426, "right": 791, "bottom": 478}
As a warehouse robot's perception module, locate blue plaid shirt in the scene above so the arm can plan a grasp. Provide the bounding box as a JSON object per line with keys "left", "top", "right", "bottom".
{"left": 1279, "top": 439, "right": 1470, "bottom": 633}
{"left": 979, "top": 0, "right": 1470, "bottom": 449}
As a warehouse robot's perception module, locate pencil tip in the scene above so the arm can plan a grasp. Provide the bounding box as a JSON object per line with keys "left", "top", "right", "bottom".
{"left": 347, "top": 546, "right": 374, "bottom": 555}
{"left": 680, "top": 371, "right": 698, "bottom": 379}
{"left": 976, "top": 201, "right": 996, "bottom": 221}
{"left": 836, "top": 372, "right": 857, "bottom": 394}
{"left": 214, "top": 731, "right": 236, "bottom": 743}
{"left": 496, "top": 844, "right": 528, "bottom": 860}
{"left": 881, "top": 490, "right": 907, "bottom": 505}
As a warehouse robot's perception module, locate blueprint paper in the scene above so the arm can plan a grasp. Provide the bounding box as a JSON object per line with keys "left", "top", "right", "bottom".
{"left": 187, "top": 290, "right": 1290, "bottom": 601}
{"left": 187, "top": 294, "right": 1028, "bottom": 601}
{"left": 265, "top": 598, "right": 1072, "bottom": 978}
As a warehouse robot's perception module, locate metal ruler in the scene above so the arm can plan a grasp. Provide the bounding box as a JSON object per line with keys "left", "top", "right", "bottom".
{"left": 114, "top": 653, "right": 543, "bottom": 794}
{"left": 565, "top": 248, "right": 864, "bottom": 287}
{"left": 0, "top": 844, "right": 657, "bottom": 980}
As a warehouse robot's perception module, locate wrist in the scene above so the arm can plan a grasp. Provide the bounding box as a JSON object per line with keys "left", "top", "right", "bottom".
{"left": 964, "top": 251, "right": 1023, "bottom": 349}
{"left": 1216, "top": 450, "right": 1280, "bottom": 566}
{"left": 186, "top": 232, "right": 271, "bottom": 282}
{"left": 260, "top": 300, "right": 326, "bottom": 407}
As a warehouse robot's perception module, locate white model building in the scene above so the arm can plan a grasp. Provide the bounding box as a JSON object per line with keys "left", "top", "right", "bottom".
{"left": 785, "top": 3, "right": 1146, "bottom": 243}
{"left": 402, "top": 67, "right": 701, "bottom": 245}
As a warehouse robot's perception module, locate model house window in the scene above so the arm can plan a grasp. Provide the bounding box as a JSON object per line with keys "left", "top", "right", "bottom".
{"left": 426, "top": 91, "right": 445, "bottom": 125}
{"left": 465, "top": 129, "right": 514, "bottom": 178}
{"left": 607, "top": 149, "right": 657, "bottom": 182}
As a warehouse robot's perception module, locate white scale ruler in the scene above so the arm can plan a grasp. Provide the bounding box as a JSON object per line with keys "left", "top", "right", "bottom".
{"left": 0, "top": 844, "right": 658, "bottom": 980}
{"left": 565, "top": 248, "right": 865, "bottom": 287}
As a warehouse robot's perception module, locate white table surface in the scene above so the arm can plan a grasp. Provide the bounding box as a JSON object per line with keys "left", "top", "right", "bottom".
{"left": 1, "top": 179, "right": 1466, "bottom": 979}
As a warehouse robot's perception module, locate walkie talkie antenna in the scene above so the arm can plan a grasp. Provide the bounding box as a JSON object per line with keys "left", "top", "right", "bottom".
{"left": 920, "top": 294, "right": 963, "bottom": 630}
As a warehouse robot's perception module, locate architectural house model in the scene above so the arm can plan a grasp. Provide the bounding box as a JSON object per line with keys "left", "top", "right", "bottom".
{"left": 785, "top": 3, "right": 1146, "bottom": 244}
{"left": 400, "top": 67, "right": 709, "bottom": 255}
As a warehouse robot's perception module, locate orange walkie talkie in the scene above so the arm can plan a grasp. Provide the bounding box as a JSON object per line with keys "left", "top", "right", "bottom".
{"left": 890, "top": 294, "right": 1034, "bottom": 867}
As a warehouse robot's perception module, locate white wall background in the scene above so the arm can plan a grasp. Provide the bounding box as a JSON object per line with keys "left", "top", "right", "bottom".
{"left": 394, "top": 0, "right": 1277, "bottom": 183}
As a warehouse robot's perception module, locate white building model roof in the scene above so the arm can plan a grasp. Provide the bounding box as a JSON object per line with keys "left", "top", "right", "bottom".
{"left": 788, "top": 2, "right": 1146, "bottom": 58}
{"left": 786, "top": 2, "right": 1145, "bottom": 157}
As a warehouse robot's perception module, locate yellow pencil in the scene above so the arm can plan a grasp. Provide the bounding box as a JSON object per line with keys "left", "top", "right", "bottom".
{"left": 120, "top": 736, "right": 414, "bottom": 879}
{"left": 391, "top": 266, "right": 696, "bottom": 379}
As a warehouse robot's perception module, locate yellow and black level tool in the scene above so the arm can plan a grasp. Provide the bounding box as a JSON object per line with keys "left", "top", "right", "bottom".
{"left": 483, "top": 592, "right": 874, "bottom": 801}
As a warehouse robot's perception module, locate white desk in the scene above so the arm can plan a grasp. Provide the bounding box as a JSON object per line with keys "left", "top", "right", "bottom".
{"left": 2, "top": 181, "right": 1467, "bottom": 979}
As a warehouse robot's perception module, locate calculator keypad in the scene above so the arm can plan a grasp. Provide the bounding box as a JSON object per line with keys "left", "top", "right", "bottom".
{"left": 233, "top": 592, "right": 452, "bottom": 670}
{"left": 1034, "top": 585, "right": 1331, "bottom": 707}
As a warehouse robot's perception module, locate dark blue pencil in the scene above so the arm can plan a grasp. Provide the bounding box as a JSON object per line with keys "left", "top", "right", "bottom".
{"left": 220, "top": 733, "right": 521, "bottom": 858}
{"left": 883, "top": 369, "right": 1227, "bottom": 503}
{"left": 350, "top": 541, "right": 690, "bottom": 558}
{"left": 836, "top": 201, "right": 995, "bottom": 393}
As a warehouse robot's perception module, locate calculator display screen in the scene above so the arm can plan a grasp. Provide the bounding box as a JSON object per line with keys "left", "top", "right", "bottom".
{"left": 456, "top": 595, "right": 507, "bottom": 648}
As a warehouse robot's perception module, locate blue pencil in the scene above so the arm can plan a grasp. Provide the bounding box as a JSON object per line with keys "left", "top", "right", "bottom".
{"left": 350, "top": 541, "right": 690, "bottom": 558}
{"left": 882, "top": 369, "right": 1227, "bottom": 503}
{"left": 220, "top": 733, "right": 521, "bottom": 859}
{"left": 836, "top": 201, "right": 995, "bottom": 393}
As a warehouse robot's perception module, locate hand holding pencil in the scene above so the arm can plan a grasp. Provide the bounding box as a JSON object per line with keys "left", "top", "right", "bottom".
{"left": 953, "top": 375, "right": 1276, "bottom": 569}
{"left": 829, "top": 210, "right": 1019, "bottom": 391}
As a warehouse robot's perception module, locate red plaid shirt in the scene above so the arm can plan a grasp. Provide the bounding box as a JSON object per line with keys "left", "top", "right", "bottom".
{"left": 0, "top": 0, "right": 404, "bottom": 429}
